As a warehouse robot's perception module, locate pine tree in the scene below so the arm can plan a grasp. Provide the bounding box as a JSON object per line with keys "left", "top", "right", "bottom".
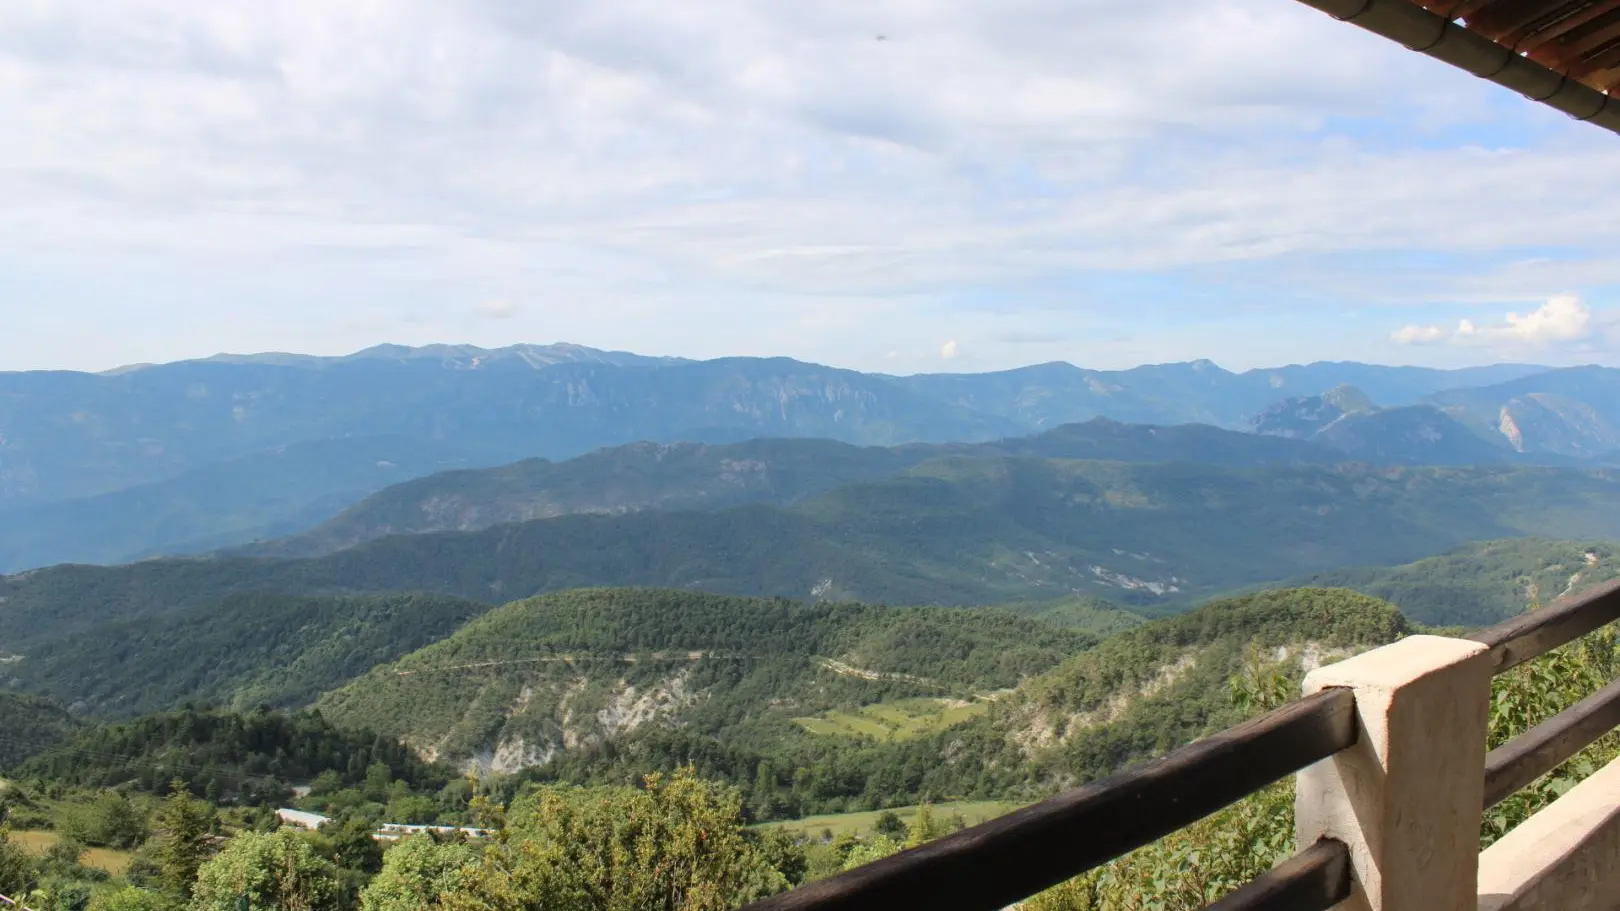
{"left": 151, "top": 780, "right": 214, "bottom": 898}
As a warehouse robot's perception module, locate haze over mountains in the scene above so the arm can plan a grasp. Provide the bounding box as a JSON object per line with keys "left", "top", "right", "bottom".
{"left": 4, "top": 340, "right": 1620, "bottom": 845}
{"left": 2, "top": 343, "right": 1619, "bottom": 573}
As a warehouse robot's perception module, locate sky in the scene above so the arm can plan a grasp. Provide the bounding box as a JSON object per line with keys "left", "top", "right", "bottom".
{"left": 5, "top": 1, "right": 1620, "bottom": 376}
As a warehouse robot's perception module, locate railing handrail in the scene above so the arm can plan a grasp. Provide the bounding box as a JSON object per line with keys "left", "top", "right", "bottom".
{"left": 1483, "top": 673, "right": 1620, "bottom": 809}
{"left": 741, "top": 688, "right": 1356, "bottom": 911}
{"left": 1203, "top": 838, "right": 1350, "bottom": 911}
{"left": 747, "top": 579, "right": 1620, "bottom": 911}
{"left": 1467, "top": 576, "right": 1620, "bottom": 674}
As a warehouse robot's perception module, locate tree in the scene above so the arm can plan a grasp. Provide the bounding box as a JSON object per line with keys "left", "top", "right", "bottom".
{"left": 308, "top": 772, "right": 344, "bottom": 798}
{"left": 905, "top": 802, "right": 943, "bottom": 848}
{"left": 60, "top": 792, "right": 148, "bottom": 850}
{"left": 359, "top": 837, "right": 476, "bottom": 911}
{"left": 362, "top": 765, "right": 393, "bottom": 804}
{"left": 150, "top": 782, "right": 215, "bottom": 899}
{"left": 383, "top": 795, "right": 437, "bottom": 826}
{"left": 189, "top": 829, "right": 339, "bottom": 911}
{"left": 317, "top": 818, "right": 385, "bottom": 877}
{"left": 44, "top": 837, "right": 85, "bottom": 872}
{"left": 88, "top": 886, "right": 177, "bottom": 911}
{"left": 0, "top": 829, "right": 36, "bottom": 897}
{"left": 870, "top": 811, "right": 906, "bottom": 841}
{"left": 442, "top": 768, "right": 789, "bottom": 911}
{"left": 29, "top": 876, "right": 93, "bottom": 911}
{"left": 840, "top": 836, "right": 900, "bottom": 871}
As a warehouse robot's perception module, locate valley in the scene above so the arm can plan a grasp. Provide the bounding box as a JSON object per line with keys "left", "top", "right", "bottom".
{"left": 3, "top": 346, "right": 1619, "bottom": 910}
{"left": 14, "top": 1, "right": 1620, "bottom": 900}
{"left": 4, "top": 348, "right": 1615, "bottom": 575}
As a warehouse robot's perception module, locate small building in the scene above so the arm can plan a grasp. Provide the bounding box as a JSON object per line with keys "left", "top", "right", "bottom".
{"left": 275, "top": 808, "right": 332, "bottom": 830}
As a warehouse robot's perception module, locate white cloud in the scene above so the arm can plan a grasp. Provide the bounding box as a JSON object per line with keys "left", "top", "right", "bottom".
{"left": 2, "top": 1, "right": 1620, "bottom": 373}
{"left": 1499, "top": 294, "right": 1590, "bottom": 343}
{"left": 475, "top": 299, "right": 518, "bottom": 319}
{"left": 1391, "top": 323, "right": 1446, "bottom": 345}
{"left": 940, "top": 340, "right": 961, "bottom": 360}
{"left": 1392, "top": 295, "right": 1598, "bottom": 351}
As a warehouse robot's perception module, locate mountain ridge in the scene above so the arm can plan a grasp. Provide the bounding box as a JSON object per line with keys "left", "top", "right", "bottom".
{"left": 248, "top": 419, "right": 1340, "bottom": 560}
{"left": 7, "top": 457, "right": 1620, "bottom": 654}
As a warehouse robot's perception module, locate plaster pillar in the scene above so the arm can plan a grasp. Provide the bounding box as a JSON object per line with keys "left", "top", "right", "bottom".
{"left": 1295, "top": 634, "right": 1492, "bottom": 911}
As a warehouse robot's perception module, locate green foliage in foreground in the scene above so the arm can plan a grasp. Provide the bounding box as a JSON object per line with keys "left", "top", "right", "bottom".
{"left": 443, "top": 770, "right": 788, "bottom": 910}
{"left": 191, "top": 829, "right": 340, "bottom": 911}
{"left": 21, "top": 603, "right": 1620, "bottom": 911}
{"left": 358, "top": 836, "right": 476, "bottom": 911}
{"left": 1018, "top": 613, "right": 1620, "bottom": 909}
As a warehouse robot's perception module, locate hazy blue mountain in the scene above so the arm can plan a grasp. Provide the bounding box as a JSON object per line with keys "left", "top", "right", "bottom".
{"left": 896, "top": 360, "right": 1549, "bottom": 431}
{"left": 1250, "top": 385, "right": 1378, "bottom": 439}
{"left": 189, "top": 342, "right": 690, "bottom": 371}
{"left": 252, "top": 419, "right": 1338, "bottom": 559}
{"left": 1423, "top": 366, "right": 1620, "bottom": 457}
{"left": 0, "top": 344, "right": 1567, "bottom": 573}
{"left": 1309, "top": 407, "right": 1520, "bottom": 465}
{"left": 0, "top": 435, "right": 492, "bottom": 573}
{"left": 0, "top": 353, "right": 1017, "bottom": 507}
{"left": 1247, "top": 362, "right": 1546, "bottom": 409}
{"left": 0, "top": 347, "right": 1553, "bottom": 509}
{"left": 7, "top": 458, "right": 1620, "bottom": 653}
{"left": 1251, "top": 385, "right": 1519, "bottom": 466}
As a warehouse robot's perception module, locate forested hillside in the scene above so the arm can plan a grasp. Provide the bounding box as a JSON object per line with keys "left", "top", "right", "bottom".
{"left": 15, "top": 707, "right": 453, "bottom": 804}
{"left": 0, "top": 691, "right": 82, "bottom": 767}
{"left": 7, "top": 592, "right": 491, "bottom": 718}
{"left": 1285, "top": 538, "right": 1620, "bottom": 627}
{"left": 0, "top": 585, "right": 1405, "bottom": 821}
{"left": 254, "top": 418, "right": 1338, "bottom": 559}
{"left": 304, "top": 587, "right": 1404, "bottom": 819}
{"left": 315, "top": 588, "right": 1095, "bottom": 775}
{"left": 980, "top": 588, "right": 1408, "bottom": 787}
{"left": 6, "top": 459, "right": 1620, "bottom": 651}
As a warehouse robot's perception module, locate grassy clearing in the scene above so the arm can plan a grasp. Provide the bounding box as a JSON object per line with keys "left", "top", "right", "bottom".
{"left": 792, "top": 697, "right": 989, "bottom": 741}
{"left": 11, "top": 830, "right": 133, "bottom": 875}
{"left": 755, "top": 800, "right": 1021, "bottom": 840}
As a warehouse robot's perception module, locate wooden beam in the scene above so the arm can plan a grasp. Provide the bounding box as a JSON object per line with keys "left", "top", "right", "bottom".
{"left": 1485, "top": 675, "right": 1620, "bottom": 809}
{"left": 1203, "top": 839, "right": 1352, "bottom": 911}
{"left": 740, "top": 689, "right": 1357, "bottom": 911}
{"left": 1511, "top": 2, "right": 1619, "bottom": 53}
{"left": 1467, "top": 577, "right": 1620, "bottom": 674}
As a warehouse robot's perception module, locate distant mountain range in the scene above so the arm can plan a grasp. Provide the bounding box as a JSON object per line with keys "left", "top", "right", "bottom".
{"left": 1250, "top": 384, "right": 1571, "bottom": 466}
{"left": 2, "top": 344, "right": 1611, "bottom": 573}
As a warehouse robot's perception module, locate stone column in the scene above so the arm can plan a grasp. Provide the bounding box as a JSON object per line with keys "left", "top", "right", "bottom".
{"left": 1295, "top": 634, "right": 1492, "bottom": 911}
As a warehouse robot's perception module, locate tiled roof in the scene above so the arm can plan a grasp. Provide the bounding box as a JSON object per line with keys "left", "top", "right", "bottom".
{"left": 1295, "top": 0, "right": 1620, "bottom": 134}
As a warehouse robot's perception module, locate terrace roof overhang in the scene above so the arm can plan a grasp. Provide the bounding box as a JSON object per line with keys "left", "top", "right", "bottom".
{"left": 1293, "top": 0, "right": 1620, "bottom": 135}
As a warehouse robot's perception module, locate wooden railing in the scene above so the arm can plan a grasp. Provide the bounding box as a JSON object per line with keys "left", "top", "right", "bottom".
{"left": 744, "top": 578, "right": 1620, "bottom": 911}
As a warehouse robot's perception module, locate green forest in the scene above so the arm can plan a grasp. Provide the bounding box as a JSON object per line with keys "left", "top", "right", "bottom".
{"left": 0, "top": 613, "right": 1611, "bottom": 911}
{"left": 0, "top": 540, "right": 1616, "bottom": 909}
{"left": 8, "top": 459, "right": 1620, "bottom": 654}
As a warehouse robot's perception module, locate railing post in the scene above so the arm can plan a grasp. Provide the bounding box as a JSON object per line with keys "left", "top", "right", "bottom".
{"left": 1294, "top": 635, "right": 1491, "bottom": 911}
